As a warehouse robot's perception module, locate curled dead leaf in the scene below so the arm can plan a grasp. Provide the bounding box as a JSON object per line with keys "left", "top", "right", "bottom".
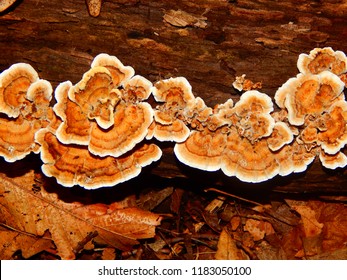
{"left": 0, "top": 171, "right": 162, "bottom": 259}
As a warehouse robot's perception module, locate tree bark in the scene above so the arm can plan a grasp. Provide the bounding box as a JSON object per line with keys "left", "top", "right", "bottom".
{"left": 1, "top": 0, "right": 347, "bottom": 194}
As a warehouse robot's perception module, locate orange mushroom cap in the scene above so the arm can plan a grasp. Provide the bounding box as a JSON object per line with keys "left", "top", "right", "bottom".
{"left": 152, "top": 77, "right": 195, "bottom": 105}
{"left": 174, "top": 128, "right": 227, "bottom": 172}
{"left": 275, "top": 140, "right": 317, "bottom": 176}
{"left": 221, "top": 130, "right": 280, "bottom": 183}
{"left": 297, "top": 47, "right": 347, "bottom": 76}
{"left": 319, "top": 150, "right": 347, "bottom": 169}
{"left": 88, "top": 101, "right": 154, "bottom": 157}
{"left": 54, "top": 81, "right": 92, "bottom": 145}
{"left": 267, "top": 121, "right": 294, "bottom": 152}
{"left": 54, "top": 79, "right": 154, "bottom": 158}
{"left": 0, "top": 63, "right": 39, "bottom": 118}
{"left": 91, "top": 53, "right": 135, "bottom": 87}
{"left": 0, "top": 63, "right": 53, "bottom": 162}
{"left": 122, "top": 75, "right": 152, "bottom": 102}
{"left": 0, "top": 0, "right": 17, "bottom": 12}
{"left": 68, "top": 66, "right": 119, "bottom": 130}
{"left": 0, "top": 116, "right": 41, "bottom": 162}
{"left": 152, "top": 120, "right": 190, "bottom": 143}
{"left": 275, "top": 71, "right": 345, "bottom": 126}
{"left": 35, "top": 128, "right": 162, "bottom": 189}
{"left": 233, "top": 90, "right": 273, "bottom": 116}
{"left": 232, "top": 90, "right": 275, "bottom": 143}
{"left": 152, "top": 77, "right": 196, "bottom": 142}
{"left": 317, "top": 100, "right": 347, "bottom": 155}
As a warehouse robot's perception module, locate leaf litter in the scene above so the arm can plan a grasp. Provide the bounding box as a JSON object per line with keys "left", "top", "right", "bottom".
{"left": 0, "top": 166, "right": 346, "bottom": 260}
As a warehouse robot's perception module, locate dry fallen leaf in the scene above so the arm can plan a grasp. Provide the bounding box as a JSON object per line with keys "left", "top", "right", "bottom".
{"left": 307, "top": 200, "right": 347, "bottom": 252}
{"left": 0, "top": 171, "right": 162, "bottom": 259}
{"left": 286, "top": 200, "right": 323, "bottom": 237}
{"left": 244, "top": 219, "right": 275, "bottom": 241}
{"left": 101, "top": 247, "right": 116, "bottom": 260}
{"left": 215, "top": 227, "right": 248, "bottom": 260}
{"left": 0, "top": 227, "right": 54, "bottom": 259}
{"left": 284, "top": 200, "right": 347, "bottom": 258}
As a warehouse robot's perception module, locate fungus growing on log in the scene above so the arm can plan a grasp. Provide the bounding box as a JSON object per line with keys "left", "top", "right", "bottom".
{"left": 35, "top": 128, "right": 162, "bottom": 189}
{"left": 0, "top": 63, "right": 53, "bottom": 162}
{"left": 230, "top": 90, "right": 275, "bottom": 144}
{"left": 1, "top": 47, "right": 347, "bottom": 188}
{"left": 267, "top": 121, "right": 294, "bottom": 152}
{"left": 319, "top": 150, "right": 347, "bottom": 170}
{"left": 174, "top": 90, "right": 301, "bottom": 183}
{"left": 221, "top": 130, "right": 281, "bottom": 183}
{"left": 232, "top": 74, "right": 262, "bottom": 92}
{"left": 275, "top": 50, "right": 347, "bottom": 171}
{"left": 297, "top": 47, "right": 347, "bottom": 76}
{"left": 174, "top": 127, "right": 227, "bottom": 172}
{"left": 316, "top": 100, "right": 347, "bottom": 155}
{"left": 275, "top": 140, "right": 317, "bottom": 176}
{"left": 54, "top": 54, "right": 154, "bottom": 158}
{"left": 91, "top": 53, "right": 134, "bottom": 87}
{"left": 275, "top": 71, "right": 345, "bottom": 126}
{"left": 42, "top": 54, "right": 159, "bottom": 188}
{"left": 151, "top": 77, "right": 196, "bottom": 142}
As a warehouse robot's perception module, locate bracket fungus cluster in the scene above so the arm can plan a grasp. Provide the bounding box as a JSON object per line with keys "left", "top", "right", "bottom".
{"left": 275, "top": 47, "right": 347, "bottom": 170}
{"left": 0, "top": 47, "right": 346, "bottom": 188}
{"left": 36, "top": 54, "right": 161, "bottom": 189}
{"left": 0, "top": 63, "right": 53, "bottom": 162}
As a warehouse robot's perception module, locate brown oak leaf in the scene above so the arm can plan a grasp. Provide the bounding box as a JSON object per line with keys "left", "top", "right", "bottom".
{"left": 215, "top": 227, "right": 248, "bottom": 260}
{"left": 0, "top": 227, "right": 54, "bottom": 259}
{"left": 0, "top": 171, "right": 162, "bottom": 259}
{"left": 244, "top": 219, "right": 275, "bottom": 241}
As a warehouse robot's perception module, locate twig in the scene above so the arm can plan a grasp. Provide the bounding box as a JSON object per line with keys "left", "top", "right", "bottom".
{"left": 205, "top": 188, "right": 263, "bottom": 206}
{"left": 73, "top": 230, "right": 98, "bottom": 255}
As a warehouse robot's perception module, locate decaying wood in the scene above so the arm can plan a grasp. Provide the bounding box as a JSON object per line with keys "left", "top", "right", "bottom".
{"left": 1, "top": 0, "right": 347, "bottom": 194}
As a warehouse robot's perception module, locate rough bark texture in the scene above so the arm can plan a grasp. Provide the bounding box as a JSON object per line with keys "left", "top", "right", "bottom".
{"left": 1, "top": 0, "right": 347, "bottom": 194}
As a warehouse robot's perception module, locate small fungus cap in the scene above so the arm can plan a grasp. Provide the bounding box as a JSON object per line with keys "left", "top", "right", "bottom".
{"left": 35, "top": 128, "right": 162, "bottom": 189}
{"left": 319, "top": 150, "right": 347, "bottom": 170}
{"left": 221, "top": 132, "right": 280, "bottom": 183}
{"left": 276, "top": 71, "right": 345, "bottom": 126}
{"left": 91, "top": 53, "right": 135, "bottom": 87}
{"left": 0, "top": 116, "right": 41, "bottom": 162}
{"left": 317, "top": 100, "right": 347, "bottom": 155}
{"left": 151, "top": 77, "right": 197, "bottom": 142}
{"left": 0, "top": 63, "right": 39, "bottom": 118}
{"left": 297, "top": 47, "right": 347, "bottom": 75}
{"left": 123, "top": 75, "right": 152, "bottom": 102}
{"left": 267, "top": 122, "right": 294, "bottom": 152}
{"left": 0, "top": 64, "right": 53, "bottom": 162}
{"left": 0, "top": 0, "right": 17, "bottom": 12}
{"left": 88, "top": 101, "right": 154, "bottom": 158}
{"left": 54, "top": 81, "right": 92, "bottom": 145}
{"left": 68, "top": 66, "right": 117, "bottom": 130}
{"left": 234, "top": 90, "right": 273, "bottom": 116}
{"left": 174, "top": 128, "right": 227, "bottom": 172}
{"left": 152, "top": 77, "right": 195, "bottom": 105}
{"left": 232, "top": 90, "right": 275, "bottom": 143}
